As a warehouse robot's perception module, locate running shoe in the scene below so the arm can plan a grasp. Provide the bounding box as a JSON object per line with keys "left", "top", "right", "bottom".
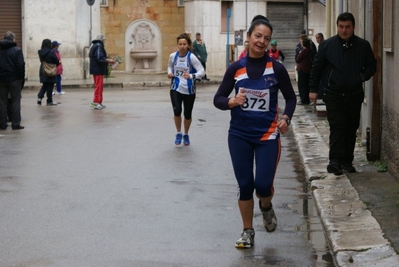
{"left": 90, "top": 102, "right": 103, "bottom": 110}
{"left": 175, "top": 133, "right": 182, "bottom": 145}
{"left": 183, "top": 134, "right": 190, "bottom": 146}
{"left": 37, "top": 98, "right": 42, "bottom": 105}
{"left": 259, "top": 201, "right": 277, "bottom": 232}
{"left": 235, "top": 229, "right": 255, "bottom": 248}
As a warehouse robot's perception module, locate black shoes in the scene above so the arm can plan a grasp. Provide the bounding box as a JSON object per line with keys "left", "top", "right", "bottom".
{"left": 327, "top": 162, "right": 357, "bottom": 175}
{"left": 12, "top": 125, "right": 24, "bottom": 130}
{"left": 342, "top": 164, "right": 356, "bottom": 173}
{"left": 327, "top": 162, "right": 343, "bottom": 175}
{"left": 37, "top": 98, "right": 42, "bottom": 105}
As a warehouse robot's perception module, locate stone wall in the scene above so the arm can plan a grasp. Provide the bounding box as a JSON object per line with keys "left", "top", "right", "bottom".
{"left": 100, "top": 0, "right": 184, "bottom": 72}
{"left": 381, "top": 105, "right": 399, "bottom": 181}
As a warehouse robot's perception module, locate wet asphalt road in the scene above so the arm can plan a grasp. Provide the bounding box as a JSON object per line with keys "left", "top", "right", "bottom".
{"left": 0, "top": 85, "right": 332, "bottom": 266}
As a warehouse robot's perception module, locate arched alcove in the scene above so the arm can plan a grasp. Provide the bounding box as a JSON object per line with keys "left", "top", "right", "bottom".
{"left": 125, "top": 19, "right": 162, "bottom": 73}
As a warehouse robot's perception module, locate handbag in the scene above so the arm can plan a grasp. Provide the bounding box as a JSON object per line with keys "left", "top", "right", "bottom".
{"left": 42, "top": 61, "right": 57, "bottom": 77}
{"left": 41, "top": 49, "right": 57, "bottom": 77}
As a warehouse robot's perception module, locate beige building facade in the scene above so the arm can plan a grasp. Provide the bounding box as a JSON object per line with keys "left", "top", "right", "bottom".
{"left": 12, "top": 0, "right": 102, "bottom": 81}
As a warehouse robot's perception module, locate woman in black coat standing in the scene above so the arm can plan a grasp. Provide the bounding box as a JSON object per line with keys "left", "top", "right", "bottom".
{"left": 37, "top": 39, "right": 59, "bottom": 106}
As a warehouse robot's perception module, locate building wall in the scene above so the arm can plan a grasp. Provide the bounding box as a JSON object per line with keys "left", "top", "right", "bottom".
{"left": 100, "top": 0, "right": 184, "bottom": 73}
{"left": 307, "top": 2, "right": 326, "bottom": 49}
{"left": 184, "top": 0, "right": 267, "bottom": 76}
{"left": 381, "top": 1, "right": 399, "bottom": 178}
{"left": 24, "top": 0, "right": 101, "bottom": 81}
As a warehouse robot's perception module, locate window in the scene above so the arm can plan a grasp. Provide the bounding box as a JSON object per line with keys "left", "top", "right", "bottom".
{"left": 100, "top": 0, "right": 108, "bottom": 7}
{"left": 177, "top": 0, "right": 184, "bottom": 7}
{"left": 221, "top": 1, "right": 234, "bottom": 32}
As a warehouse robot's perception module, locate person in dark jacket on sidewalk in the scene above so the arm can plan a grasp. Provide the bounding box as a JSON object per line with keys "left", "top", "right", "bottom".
{"left": 309, "top": 12, "right": 376, "bottom": 175}
{"left": 0, "top": 31, "right": 25, "bottom": 130}
{"left": 37, "top": 39, "right": 60, "bottom": 106}
{"left": 296, "top": 38, "right": 313, "bottom": 105}
{"left": 89, "top": 34, "right": 114, "bottom": 110}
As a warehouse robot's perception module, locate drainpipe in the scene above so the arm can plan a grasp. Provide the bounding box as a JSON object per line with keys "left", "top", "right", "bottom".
{"left": 83, "top": 5, "right": 93, "bottom": 79}
{"left": 245, "top": 0, "right": 247, "bottom": 31}
{"left": 303, "top": 0, "right": 308, "bottom": 33}
{"left": 367, "top": 0, "right": 382, "bottom": 161}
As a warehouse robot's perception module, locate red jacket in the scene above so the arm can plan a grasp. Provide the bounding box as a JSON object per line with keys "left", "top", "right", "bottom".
{"left": 296, "top": 48, "right": 312, "bottom": 74}
{"left": 54, "top": 49, "right": 63, "bottom": 75}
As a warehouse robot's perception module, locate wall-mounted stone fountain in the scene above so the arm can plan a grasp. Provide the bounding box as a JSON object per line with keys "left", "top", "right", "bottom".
{"left": 125, "top": 20, "right": 162, "bottom": 73}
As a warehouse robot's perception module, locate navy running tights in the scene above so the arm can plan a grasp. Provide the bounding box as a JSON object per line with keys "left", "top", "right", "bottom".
{"left": 228, "top": 134, "right": 280, "bottom": 200}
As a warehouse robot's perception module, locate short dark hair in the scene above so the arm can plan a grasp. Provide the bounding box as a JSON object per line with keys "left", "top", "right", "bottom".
{"left": 316, "top": 33, "right": 324, "bottom": 39}
{"left": 337, "top": 12, "right": 355, "bottom": 26}
{"left": 302, "top": 38, "right": 311, "bottom": 49}
{"left": 4, "top": 31, "right": 15, "bottom": 41}
{"left": 248, "top": 15, "right": 273, "bottom": 35}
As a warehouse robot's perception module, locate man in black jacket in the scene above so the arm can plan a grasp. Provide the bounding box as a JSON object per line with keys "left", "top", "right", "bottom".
{"left": 0, "top": 31, "right": 25, "bottom": 130}
{"left": 309, "top": 12, "right": 376, "bottom": 175}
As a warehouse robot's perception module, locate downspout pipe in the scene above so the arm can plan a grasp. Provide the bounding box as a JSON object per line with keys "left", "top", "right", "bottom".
{"left": 83, "top": 5, "right": 93, "bottom": 80}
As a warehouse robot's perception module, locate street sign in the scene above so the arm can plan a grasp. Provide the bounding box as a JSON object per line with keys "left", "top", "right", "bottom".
{"left": 87, "top": 0, "right": 95, "bottom": 6}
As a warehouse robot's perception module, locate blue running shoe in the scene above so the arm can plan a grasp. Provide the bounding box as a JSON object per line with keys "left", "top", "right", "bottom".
{"left": 183, "top": 134, "right": 190, "bottom": 146}
{"left": 175, "top": 133, "right": 182, "bottom": 145}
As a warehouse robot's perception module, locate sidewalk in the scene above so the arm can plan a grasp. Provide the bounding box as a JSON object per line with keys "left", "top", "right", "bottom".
{"left": 293, "top": 104, "right": 399, "bottom": 266}
{"left": 23, "top": 71, "right": 223, "bottom": 91}
{"left": 24, "top": 72, "right": 399, "bottom": 266}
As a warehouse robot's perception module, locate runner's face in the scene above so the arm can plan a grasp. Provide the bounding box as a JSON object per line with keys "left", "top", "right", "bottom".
{"left": 247, "top": 24, "right": 271, "bottom": 58}
{"left": 337, "top": 20, "right": 354, "bottom": 41}
{"left": 177, "top": 38, "right": 189, "bottom": 53}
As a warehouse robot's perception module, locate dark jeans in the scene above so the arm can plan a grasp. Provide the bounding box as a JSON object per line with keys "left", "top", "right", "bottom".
{"left": 56, "top": 75, "right": 62, "bottom": 92}
{"left": 323, "top": 90, "right": 364, "bottom": 165}
{"left": 38, "top": 82, "right": 55, "bottom": 103}
{"left": 0, "top": 80, "right": 22, "bottom": 128}
{"left": 297, "top": 70, "right": 310, "bottom": 104}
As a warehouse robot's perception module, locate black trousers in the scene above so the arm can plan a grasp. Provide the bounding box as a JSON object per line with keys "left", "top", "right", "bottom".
{"left": 38, "top": 82, "right": 55, "bottom": 103}
{"left": 0, "top": 80, "right": 22, "bottom": 128}
{"left": 297, "top": 70, "right": 310, "bottom": 104}
{"left": 323, "top": 90, "right": 364, "bottom": 165}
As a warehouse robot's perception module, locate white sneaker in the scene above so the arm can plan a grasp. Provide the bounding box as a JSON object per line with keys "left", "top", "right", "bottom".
{"left": 90, "top": 102, "right": 103, "bottom": 110}
{"left": 56, "top": 91, "right": 66, "bottom": 95}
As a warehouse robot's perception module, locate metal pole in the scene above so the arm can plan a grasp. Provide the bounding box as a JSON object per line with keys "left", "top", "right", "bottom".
{"left": 245, "top": 0, "right": 248, "bottom": 31}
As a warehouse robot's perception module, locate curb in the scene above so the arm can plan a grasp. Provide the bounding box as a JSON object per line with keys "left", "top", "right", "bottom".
{"left": 291, "top": 106, "right": 399, "bottom": 266}
{"left": 23, "top": 80, "right": 222, "bottom": 91}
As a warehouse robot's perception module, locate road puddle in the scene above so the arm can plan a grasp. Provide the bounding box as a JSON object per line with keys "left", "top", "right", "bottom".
{"left": 289, "top": 184, "right": 335, "bottom": 266}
